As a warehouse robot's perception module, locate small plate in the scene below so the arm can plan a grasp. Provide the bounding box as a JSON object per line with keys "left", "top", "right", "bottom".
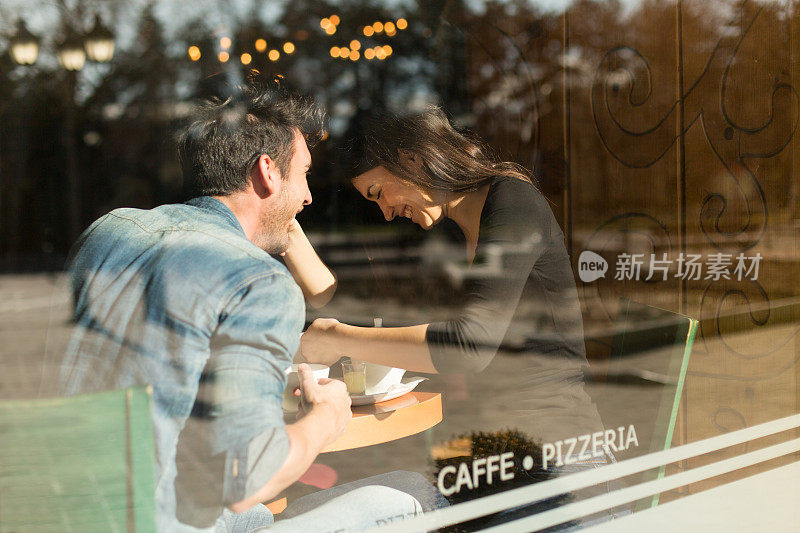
{"left": 349, "top": 377, "right": 427, "bottom": 406}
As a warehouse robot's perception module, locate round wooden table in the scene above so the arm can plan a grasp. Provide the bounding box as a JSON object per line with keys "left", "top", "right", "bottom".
{"left": 322, "top": 392, "right": 442, "bottom": 452}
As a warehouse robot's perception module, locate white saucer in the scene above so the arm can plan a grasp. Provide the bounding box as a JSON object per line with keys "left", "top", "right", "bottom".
{"left": 349, "top": 377, "right": 427, "bottom": 406}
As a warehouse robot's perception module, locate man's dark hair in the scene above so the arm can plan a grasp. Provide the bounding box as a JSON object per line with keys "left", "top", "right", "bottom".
{"left": 177, "top": 85, "right": 325, "bottom": 198}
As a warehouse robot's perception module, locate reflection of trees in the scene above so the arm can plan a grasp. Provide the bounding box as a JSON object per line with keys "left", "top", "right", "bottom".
{"left": 83, "top": 7, "right": 182, "bottom": 214}
{"left": 1, "top": 0, "right": 442, "bottom": 259}
{"left": 0, "top": 0, "right": 796, "bottom": 262}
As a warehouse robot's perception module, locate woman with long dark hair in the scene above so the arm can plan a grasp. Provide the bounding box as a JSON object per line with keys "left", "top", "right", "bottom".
{"left": 302, "top": 107, "right": 604, "bottom": 471}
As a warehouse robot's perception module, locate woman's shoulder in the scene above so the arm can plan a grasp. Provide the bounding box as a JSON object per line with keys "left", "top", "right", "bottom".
{"left": 483, "top": 175, "right": 551, "bottom": 223}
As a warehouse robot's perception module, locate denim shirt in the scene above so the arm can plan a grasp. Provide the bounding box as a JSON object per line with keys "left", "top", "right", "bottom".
{"left": 58, "top": 197, "right": 304, "bottom": 532}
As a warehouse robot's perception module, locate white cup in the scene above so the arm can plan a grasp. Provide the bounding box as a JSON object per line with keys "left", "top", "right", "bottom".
{"left": 362, "top": 362, "right": 405, "bottom": 395}
{"left": 283, "top": 364, "right": 329, "bottom": 411}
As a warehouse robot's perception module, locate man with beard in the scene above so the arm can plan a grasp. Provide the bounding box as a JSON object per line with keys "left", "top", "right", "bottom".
{"left": 57, "top": 86, "right": 445, "bottom": 532}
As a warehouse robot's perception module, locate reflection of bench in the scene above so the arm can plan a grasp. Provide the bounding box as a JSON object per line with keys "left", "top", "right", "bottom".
{"left": 591, "top": 299, "right": 697, "bottom": 511}
{"left": 0, "top": 387, "right": 157, "bottom": 531}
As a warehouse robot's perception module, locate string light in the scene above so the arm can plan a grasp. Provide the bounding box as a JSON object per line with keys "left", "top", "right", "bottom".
{"left": 220, "top": 36, "right": 231, "bottom": 49}
{"left": 363, "top": 26, "right": 374, "bottom": 37}
{"left": 330, "top": 46, "right": 340, "bottom": 57}
{"left": 382, "top": 45, "right": 392, "bottom": 56}
{"left": 372, "top": 21, "right": 384, "bottom": 33}
{"left": 240, "top": 53, "right": 252, "bottom": 65}
{"left": 338, "top": 47, "right": 350, "bottom": 59}
{"left": 283, "top": 42, "right": 295, "bottom": 54}
{"left": 268, "top": 49, "right": 280, "bottom": 61}
{"left": 320, "top": 18, "right": 331, "bottom": 30}
{"left": 329, "top": 14, "right": 340, "bottom": 26}
{"left": 255, "top": 38, "right": 267, "bottom": 52}
{"left": 325, "top": 25, "right": 336, "bottom": 35}
{"left": 188, "top": 46, "right": 201, "bottom": 61}
{"left": 364, "top": 48, "right": 375, "bottom": 60}
{"left": 385, "top": 22, "right": 396, "bottom": 33}
{"left": 397, "top": 18, "right": 408, "bottom": 30}
{"left": 349, "top": 40, "right": 361, "bottom": 51}
{"left": 349, "top": 50, "right": 360, "bottom": 61}
{"left": 218, "top": 51, "right": 229, "bottom": 62}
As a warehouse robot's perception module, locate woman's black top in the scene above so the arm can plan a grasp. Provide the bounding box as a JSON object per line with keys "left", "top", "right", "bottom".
{"left": 425, "top": 175, "right": 602, "bottom": 442}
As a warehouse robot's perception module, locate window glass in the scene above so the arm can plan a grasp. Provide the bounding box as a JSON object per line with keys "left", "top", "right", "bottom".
{"left": 1, "top": 1, "right": 797, "bottom": 531}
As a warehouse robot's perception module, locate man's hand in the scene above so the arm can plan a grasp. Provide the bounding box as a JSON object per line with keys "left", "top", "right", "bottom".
{"left": 235, "top": 363, "right": 350, "bottom": 512}
{"left": 296, "top": 363, "right": 351, "bottom": 445}
{"left": 300, "top": 318, "right": 345, "bottom": 367}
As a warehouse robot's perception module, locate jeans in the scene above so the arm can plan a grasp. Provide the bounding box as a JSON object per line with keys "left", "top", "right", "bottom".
{"left": 215, "top": 471, "right": 448, "bottom": 532}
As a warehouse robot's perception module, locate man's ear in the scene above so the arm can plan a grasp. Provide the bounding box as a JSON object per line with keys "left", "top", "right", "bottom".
{"left": 252, "top": 154, "right": 282, "bottom": 197}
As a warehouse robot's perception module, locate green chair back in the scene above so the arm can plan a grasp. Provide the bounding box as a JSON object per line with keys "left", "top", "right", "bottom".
{"left": 598, "top": 299, "right": 697, "bottom": 510}
{"left": 0, "top": 386, "right": 157, "bottom": 532}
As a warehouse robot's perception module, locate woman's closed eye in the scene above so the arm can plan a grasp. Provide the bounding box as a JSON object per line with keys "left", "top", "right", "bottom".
{"left": 366, "top": 184, "right": 382, "bottom": 200}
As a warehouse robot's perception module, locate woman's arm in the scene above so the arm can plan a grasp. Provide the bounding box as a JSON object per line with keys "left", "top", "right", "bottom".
{"left": 282, "top": 220, "right": 338, "bottom": 308}
{"left": 304, "top": 181, "right": 558, "bottom": 376}
{"left": 301, "top": 318, "right": 438, "bottom": 373}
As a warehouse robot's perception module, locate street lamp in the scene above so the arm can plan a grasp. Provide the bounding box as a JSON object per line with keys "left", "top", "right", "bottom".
{"left": 58, "top": 28, "right": 86, "bottom": 71}
{"left": 8, "top": 17, "right": 115, "bottom": 246}
{"left": 84, "top": 15, "right": 115, "bottom": 63}
{"left": 9, "top": 19, "right": 40, "bottom": 65}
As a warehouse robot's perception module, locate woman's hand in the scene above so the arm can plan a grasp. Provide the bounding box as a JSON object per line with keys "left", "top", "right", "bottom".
{"left": 301, "top": 318, "right": 345, "bottom": 366}
{"left": 280, "top": 221, "right": 338, "bottom": 308}
{"left": 302, "top": 321, "right": 438, "bottom": 373}
{"left": 280, "top": 218, "right": 304, "bottom": 257}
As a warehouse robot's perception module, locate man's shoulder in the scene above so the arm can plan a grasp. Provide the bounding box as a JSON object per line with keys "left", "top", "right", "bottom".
{"left": 103, "top": 203, "right": 218, "bottom": 234}
{"left": 88, "top": 203, "right": 208, "bottom": 239}
{"left": 76, "top": 203, "right": 297, "bottom": 299}
{"left": 94, "top": 203, "right": 272, "bottom": 265}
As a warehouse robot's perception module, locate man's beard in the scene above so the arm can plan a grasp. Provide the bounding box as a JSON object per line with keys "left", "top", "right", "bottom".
{"left": 254, "top": 186, "right": 297, "bottom": 254}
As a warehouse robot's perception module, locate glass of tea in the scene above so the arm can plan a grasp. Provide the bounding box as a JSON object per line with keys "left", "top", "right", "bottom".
{"left": 341, "top": 359, "right": 367, "bottom": 395}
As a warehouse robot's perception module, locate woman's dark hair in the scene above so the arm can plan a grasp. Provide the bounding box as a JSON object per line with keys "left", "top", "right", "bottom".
{"left": 177, "top": 84, "right": 325, "bottom": 198}
{"left": 361, "top": 107, "right": 532, "bottom": 193}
